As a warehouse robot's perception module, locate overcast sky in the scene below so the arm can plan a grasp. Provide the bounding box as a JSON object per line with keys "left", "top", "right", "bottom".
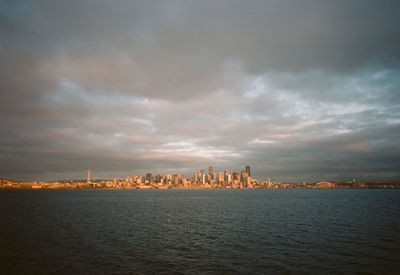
{"left": 1, "top": 0, "right": 400, "bottom": 182}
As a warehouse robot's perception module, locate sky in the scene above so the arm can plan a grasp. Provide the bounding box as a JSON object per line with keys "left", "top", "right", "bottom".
{"left": 1, "top": 0, "right": 400, "bottom": 182}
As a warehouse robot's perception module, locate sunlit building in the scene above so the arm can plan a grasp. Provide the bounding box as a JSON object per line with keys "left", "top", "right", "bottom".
{"left": 218, "top": 172, "right": 224, "bottom": 183}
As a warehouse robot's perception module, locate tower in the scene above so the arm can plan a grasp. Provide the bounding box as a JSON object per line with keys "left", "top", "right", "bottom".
{"left": 245, "top": 165, "right": 250, "bottom": 177}
{"left": 209, "top": 166, "right": 213, "bottom": 175}
{"left": 87, "top": 169, "right": 91, "bottom": 184}
{"left": 224, "top": 169, "right": 229, "bottom": 181}
{"left": 218, "top": 172, "right": 224, "bottom": 183}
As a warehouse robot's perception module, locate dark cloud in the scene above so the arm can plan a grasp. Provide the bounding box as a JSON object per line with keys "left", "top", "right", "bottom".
{"left": 0, "top": 0, "right": 399, "bottom": 181}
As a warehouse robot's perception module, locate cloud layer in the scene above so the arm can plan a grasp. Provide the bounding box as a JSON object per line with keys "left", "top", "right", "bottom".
{"left": 1, "top": 0, "right": 400, "bottom": 181}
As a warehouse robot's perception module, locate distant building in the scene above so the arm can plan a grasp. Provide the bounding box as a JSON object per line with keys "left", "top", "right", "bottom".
{"left": 245, "top": 165, "right": 251, "bottom": 177}
{"left": 218, "top": 172, "right": 224, "bottom": 183}
{"left": 241, "top": 172, "right": 249, "bottom": 187}
{"left": 233, "top": 172, "right": 240, "bottom": 182}
{"left": 315, "top": 181, "right": 336, "bottom": 188}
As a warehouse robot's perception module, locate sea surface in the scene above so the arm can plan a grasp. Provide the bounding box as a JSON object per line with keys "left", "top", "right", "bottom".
{"left": 0, "top": 189, "right": 399, "bottom": 274}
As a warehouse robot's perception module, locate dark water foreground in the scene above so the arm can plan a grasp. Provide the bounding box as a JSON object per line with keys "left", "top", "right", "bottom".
{"left": 0, "top": 189, "right": 399, "bottom": 274}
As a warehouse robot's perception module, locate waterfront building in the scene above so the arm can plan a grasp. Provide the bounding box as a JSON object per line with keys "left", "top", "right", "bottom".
{"left": 315, "top": 181, "right": 336, "bottom": 188}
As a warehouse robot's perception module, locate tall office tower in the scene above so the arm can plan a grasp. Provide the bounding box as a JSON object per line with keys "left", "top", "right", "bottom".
{"left": 87, "top": 169, "right": 91, "bottom": 184}
{"left": 224, "top": 169, "right": 229, "bottom": 181}
{"left": 218, "top": 172, "right": 224, "bottom": 183}
{"left": 209, "top": 166, "right": 213, "bottom": 175}
{"left": 156, "top": 174, "right": 163, "bottom": 183}
{"left": 246, "top": 165, "right": 251, "bottom": 177}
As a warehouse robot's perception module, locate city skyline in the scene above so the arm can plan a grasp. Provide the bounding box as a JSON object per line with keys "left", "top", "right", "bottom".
{"left": 2, "top": 164, "right": 399, "bottom": 185}
{"left": 1, "top": 1, "right": 400, "bottom": 182}
{"left": 3, "top": 164, "right": 399, "bottom": 190}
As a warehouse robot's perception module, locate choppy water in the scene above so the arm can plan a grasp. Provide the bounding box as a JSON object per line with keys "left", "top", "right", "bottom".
{"left": 0, "top": 189, "right": 399, "bottom": 274}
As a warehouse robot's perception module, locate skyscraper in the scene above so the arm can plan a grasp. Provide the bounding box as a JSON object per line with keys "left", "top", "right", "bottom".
{"left": 87, "top": 169, "right": 91, "bottom": 184}
{"left": 218, "top": 172, "right": 224, "bottom": 183}
{"left": 209, "top": 166, "right": 213, "bottom": 175}
{"left": 245, "top": 165, "right": 251, "bottom": 177}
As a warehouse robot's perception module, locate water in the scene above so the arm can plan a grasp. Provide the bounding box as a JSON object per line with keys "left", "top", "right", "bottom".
{"left": 0, "top": 189, "right": 399, "bottom": 274}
